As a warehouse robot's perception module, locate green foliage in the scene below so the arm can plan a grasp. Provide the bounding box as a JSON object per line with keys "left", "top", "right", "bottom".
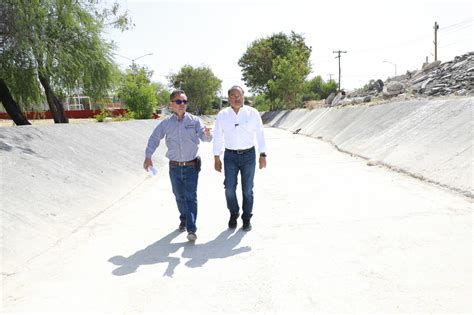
{"left": 321, "top": 80, "right": 338, "bottom": 99}
{"left": 238, "top": 31, "right": 312, "bottom": 109}
{"left": 208, "top": 96, "right": 223, "bottom": 114}
{"left": 117, "top": 66, "right": 157, "bottom": 119}
{"left": 94, "top": 109, "right": 109, "bottom": 122}
{"left": 112, "top": 110, "right": 135, "bottom": 121}
{"left": 238, "top": 39, "right": 273, "bottom": 95}
{"left": 302, "top": 76, "right": 338, "bottom": 102}
{"left": 253, "top": 94, "right": 270, "bottom": 112}
{"left": 152, "top": 82, "right": 171, "bottom": 107}
{"left": 157, "top": 89, "right": 171, "bottom": 107}
{"left": 268, "top": 49, "right": 309, "bottom": 109}
{"left": 168, "top": 65, "right": 222, "bottom": 115}
{"left": 0, "top": 0, "right": 128, "bottom": 111}
{"left": 0, "top": 0, "right": 44, "bottom": 107}
{"left": 304, "top": 76, "right": 324, "bottom": 100}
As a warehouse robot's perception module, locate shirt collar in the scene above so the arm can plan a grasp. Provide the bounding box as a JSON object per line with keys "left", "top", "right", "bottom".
{"left": 172, "top": 112, "right": 188, "bottom": 121}
{"left": 228, "top": 104, "right": 246, "bottom": 113}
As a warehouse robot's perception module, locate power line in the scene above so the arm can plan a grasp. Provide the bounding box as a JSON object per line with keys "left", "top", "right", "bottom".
{"left": 344, "top": 18, "right": 472, "bottom": 55}
{"left": 440, "top": 18, "right": 474, "bottom": 30}
{"left": 439, "top": 35, "right": 474, "bottom": 48}
{"left": 439, "top": 23, "right": 473, "bottom": 34}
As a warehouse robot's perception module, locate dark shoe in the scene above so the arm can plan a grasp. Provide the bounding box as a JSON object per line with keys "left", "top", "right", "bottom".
{"left": 242, "top": 219, "right": 252, "bottom": 231}
{"left": 178, "top": 221, "right": 186, "bottom": 232}
{"left": 228, "top": 213, "right": 239, "bottom": 229}
{"left": 187, "top": 232, "right": 197, "bottom": 241}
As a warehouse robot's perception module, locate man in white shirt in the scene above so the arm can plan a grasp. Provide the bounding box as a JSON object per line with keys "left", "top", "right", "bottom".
{"left": 213, "top": 85, "right": 267, "bottom": 231}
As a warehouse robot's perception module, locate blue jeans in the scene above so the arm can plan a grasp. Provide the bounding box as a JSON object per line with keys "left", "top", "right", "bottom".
{"left": 223, "top": 148, "right": 256, "bottom": 220}
{"left": 169, "top": 165, "right": 198, "bottom": 233}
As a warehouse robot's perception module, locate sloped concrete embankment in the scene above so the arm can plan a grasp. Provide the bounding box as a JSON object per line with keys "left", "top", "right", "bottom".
{"left": 1, "top": 120, "right": 165, "bottom": 276}
{"left": 262, "top": 97, "right": 473, "bottom": 198}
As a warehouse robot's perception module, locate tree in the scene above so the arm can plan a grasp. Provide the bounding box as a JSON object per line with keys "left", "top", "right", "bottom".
{"left": 0, "top": 79, "right": 30, "bottom": 125}
{"left": 118, "top": 65, "right": 157, "bottom": 119}
{"left": 320, "top": 80, "right": 338, "bottom": 100}
{"left": 303, "top": 76, "right": 337, "bottom": 102}
{"left": 268, "top": 49, "right": 310, "bottom": 109}
{"left": 168, "top": 65, "right": 222, "bottom": 115}
{"left": 0, "top": 0, "right": 44, "bottom": 125}
{"left": 253, "top": 94, "right": 270, "bottom": 112}
{"left": 152, "top": 82, "right": 171, "bottom": 107}
{"left": 238, "top": 31, "right": 312, "bottom": 108}
{"left": 0, "top": 0, "right": 130, "bottom": 124}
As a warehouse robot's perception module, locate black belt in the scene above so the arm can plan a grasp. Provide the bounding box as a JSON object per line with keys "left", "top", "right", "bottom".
{"left": 169, "top": 158, "right": 197, "bottom": 166}
{"left": 225, "top": 147, "right": 254, "bottom": 154}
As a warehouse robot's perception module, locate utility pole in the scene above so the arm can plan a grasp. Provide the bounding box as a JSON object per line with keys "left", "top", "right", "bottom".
{"left": 327, "top": 74, "right": 335, "bottom": 82}
{"left": 333, "top": 50, "right": 347, "bottom": 91}
{"left": 434, "top": 21, "right": 439, "bottom": 61}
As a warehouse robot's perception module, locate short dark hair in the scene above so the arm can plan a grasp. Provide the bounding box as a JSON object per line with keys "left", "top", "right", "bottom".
{"left": 227, "top": 85, "right": 244, "bottom": 96}
{"left": 170, "top": 90, "right": 186, "bottom": 101}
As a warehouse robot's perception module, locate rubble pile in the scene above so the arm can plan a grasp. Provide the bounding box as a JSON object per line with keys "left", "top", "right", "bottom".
{"left": 406, "top": 52, "right": 473, "bottom": 96}
{"left": 327, "top": 51, "right": 473, "bottom": 107}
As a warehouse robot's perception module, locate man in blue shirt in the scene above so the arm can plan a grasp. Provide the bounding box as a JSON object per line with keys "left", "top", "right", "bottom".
{"left": 144, "top": 90, "right": 212, "bottom": 241}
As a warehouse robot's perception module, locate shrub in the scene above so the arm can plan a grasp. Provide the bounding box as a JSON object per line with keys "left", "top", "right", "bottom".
{"left": 94, "top": 109, "right": 108, "bottom": 122}
{"left": 112, "top": 111, "right": 135, "bottom": 121}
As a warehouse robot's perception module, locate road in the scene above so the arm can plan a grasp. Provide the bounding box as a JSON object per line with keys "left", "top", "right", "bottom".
{"left": 2, "top": 127, "right": 472, "bottom": 314}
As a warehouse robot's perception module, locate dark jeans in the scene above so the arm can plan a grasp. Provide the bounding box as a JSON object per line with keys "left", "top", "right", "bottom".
{"left": 169, "top": 165, "right": 198, "bottom": 233}
{"left": 223, "top": 147, "right": 256, "bottom": 220}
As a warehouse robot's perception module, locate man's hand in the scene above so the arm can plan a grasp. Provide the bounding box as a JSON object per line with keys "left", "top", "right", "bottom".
{"left": 259, "top": 156, "right": 266, "bottom": 169}
{"left": 143, "top": 158, "right": 153, "bottom": 171}
{"left": 214, "top": 156, "right": 222, "bottom": 172}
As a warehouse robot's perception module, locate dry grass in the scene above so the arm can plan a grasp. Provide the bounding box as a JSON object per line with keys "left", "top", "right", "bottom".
{"left": 304, "top": 100, "right": 326, "bottom": 109}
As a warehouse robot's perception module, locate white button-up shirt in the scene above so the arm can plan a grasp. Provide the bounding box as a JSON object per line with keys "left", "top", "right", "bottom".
{"left": 213, "top": 105, "right": 266, "bottom": 156}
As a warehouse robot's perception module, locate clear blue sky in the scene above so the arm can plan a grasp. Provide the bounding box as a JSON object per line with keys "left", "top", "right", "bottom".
{"left": 105, "top": 0, "right": 473, "bottom": 94}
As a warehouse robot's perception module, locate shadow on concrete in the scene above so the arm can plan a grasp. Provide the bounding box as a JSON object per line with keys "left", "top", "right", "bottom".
{"left": 261, "top": 111, "right": 281, "bottom": 124}
{"left": 0, "top": 133, "right": 38, "bottom": 154}
{"left": 108, "top": 229, "right": 251, "bottom": 277}
{"left": 108, "top": 230, "right": 183, "bottom": 277}
{"left": 268, "top": 110, "right": 291, "bottom": 128}
{"left": 182, "top": 229, "right": 251, "bottom": 268}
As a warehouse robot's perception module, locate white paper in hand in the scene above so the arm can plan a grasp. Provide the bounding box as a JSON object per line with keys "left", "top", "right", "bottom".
{"left": 148, "top": 166, "right": 158, "bottom": 176}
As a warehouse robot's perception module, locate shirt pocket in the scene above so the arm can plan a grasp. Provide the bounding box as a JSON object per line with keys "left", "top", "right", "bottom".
{"left": 222, "top": 120, "right": 237, "bottom": 132}
{"left": 184, "top": 124, "right": 198, "bottom": 143}
{"left": 237, "top": 117, "right": 253, "bottom": 132}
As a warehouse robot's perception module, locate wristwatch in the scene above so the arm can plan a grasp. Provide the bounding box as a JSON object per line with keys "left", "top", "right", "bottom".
{"left": 260, "top": 153, "right": 267, "bottom": 158}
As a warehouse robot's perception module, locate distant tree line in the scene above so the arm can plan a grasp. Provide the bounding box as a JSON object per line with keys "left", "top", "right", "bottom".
{"left": 0, "top": 1, "right": 336, "bottom": 125}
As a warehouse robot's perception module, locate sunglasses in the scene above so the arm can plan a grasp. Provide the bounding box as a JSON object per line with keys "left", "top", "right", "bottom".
{"left": 172, "top": 99, "right": 188, "bottom": 105}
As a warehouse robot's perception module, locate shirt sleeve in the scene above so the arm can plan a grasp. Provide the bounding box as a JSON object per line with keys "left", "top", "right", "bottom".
{"left": 145, "top": 121, "right": 166, "bottom": 159}
{"left": 255, "top": 110, "right": 267, "bottom": 154}
{"left": 197, "top": 117, "right": 212, "bottom": 142}
{"left": 213, "top": 113, "right": 224, "bottom": 156}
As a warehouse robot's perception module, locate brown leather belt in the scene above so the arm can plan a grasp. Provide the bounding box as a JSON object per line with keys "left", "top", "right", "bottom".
{"left": 169, "top": 159, "right": 197, "bottom": 166}
{"left": 225, "top": 146, "right": 254, "bottom": 154}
